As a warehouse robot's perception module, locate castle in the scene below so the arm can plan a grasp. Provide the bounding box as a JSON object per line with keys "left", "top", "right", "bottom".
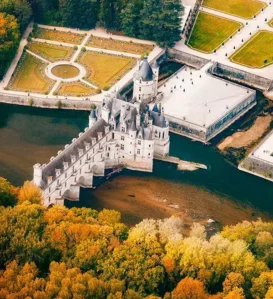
{"left": 33, "top": 58, "right": 170, "bottom": 206}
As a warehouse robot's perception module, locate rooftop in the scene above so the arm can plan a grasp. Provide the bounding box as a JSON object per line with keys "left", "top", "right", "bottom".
{"left": 251, "top": 130, "right": 273, "bottom": 166}
{"left": 157, "top": 62, "right": 254, "bottom": 129}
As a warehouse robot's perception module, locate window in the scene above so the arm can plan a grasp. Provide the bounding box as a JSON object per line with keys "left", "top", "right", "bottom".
{"left": 138, "top": 140, "right": 141, "bottom": 145}
{"left": 121, "top": 144, "right": 124, "bottom": 150}
{"left": 121, "top": 136, "right": 125, "bottom": 141}
{"left": 112, "top": 132, "right": 115, "bottom": 139}
{"left": 149, "top": 144, "right": 151, "bottom": 147}
{"left": 137, "top": 149, "right": 140, "bottom": 155}
{"left": 139, "top": 87, "right": 141, "bottom": 91}
{"left": 122, "top": 127, "right": 125, "bottom": 132}
{"left": 107, "top": 153, "right": 110, "bottom": 157}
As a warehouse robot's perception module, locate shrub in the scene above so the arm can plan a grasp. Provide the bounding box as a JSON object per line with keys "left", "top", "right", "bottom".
{"left": 56, "top": 99, "right": 63, "bottom": 109}
{"left": 73, "top": 46, "right": 78, "bottom": 50}
{"left": 96, "top": 89, "right": 102, "bottom": 94}
{"left": 82, "top": 47, "right": 86, "bottom": 52}
{"left": 103, "top": 85, "right": 110, "bottom": 91}
{"left": 28, "top": 98, "right": 34, "bottom": 106}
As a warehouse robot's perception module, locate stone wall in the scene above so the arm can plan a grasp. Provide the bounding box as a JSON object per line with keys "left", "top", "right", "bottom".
{"left": 240, "top": 156, "right": 273, "bottom": 181}
{"left": 0, "top": 93, "right": 96, "bottom": 111}
{"left": 210, "top": 62, "right": 273, "bottom": 91}
{"left": 167, "top": 49, "right": 210, "bottom": 69}
{"left": 184, "top": 0, "right": 203, "bottom": 42}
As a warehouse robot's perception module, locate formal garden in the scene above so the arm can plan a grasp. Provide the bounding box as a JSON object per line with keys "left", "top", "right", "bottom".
{"left": 87, "top": 35, "right": 153, "bottom": 55}
{"left": 34, "top": 28, "right": 85, "bottom": 44}
{"left": 202, "top": 0, "right": 266, "bottom": 19}
{"left": 57, "top": 82, "right": 96, "bottom": 96}
{"left": 7, "top": 26, "right": 145, "bottom": 96}
{"left": 8, "top": 53, "right": 54, "bottom": 94}
{"left": 28, "top": 42, "right": 75, "bottom": 62}
{"left": 230, "top": 30, "right": 273, "bottom": 68}
{"left": 188, "top": 11, "right": 242, "bottom": 53}
{"left": 77, "top": 51, "right": 136, "bottom": 89}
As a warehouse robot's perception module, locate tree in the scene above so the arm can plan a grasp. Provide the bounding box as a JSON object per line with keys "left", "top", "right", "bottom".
{"left": 59, "top": 0, "right": 99, "bottom": 29}
{"left": 0, "top": 13, "right": 20, "bottom": 79}
{"left": 0, "top": 0, "right": 32, "bottom": 31}
{"left": 171, "top": 277, "right": 207, "bottom": 299}
{"left": 18, "top": 180, "right": 43, "bottom": 204}
{"left": 121, "top": 0, "right": 143, "bottom": 37}
{"left": 0, "top": 177, "right": 18, "bottom": 207}
{"left": 157, "top": 0, "right": 182, "bottom": 47}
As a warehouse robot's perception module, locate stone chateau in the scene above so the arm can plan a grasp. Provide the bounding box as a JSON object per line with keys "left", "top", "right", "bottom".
{"left": 33, "top": 58, "right": 170, "bottom": 206}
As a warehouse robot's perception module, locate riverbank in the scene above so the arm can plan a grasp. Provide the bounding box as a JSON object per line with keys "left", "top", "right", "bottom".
{"left": 213, "top": 90, "right": 273, "bottom": 166}
{"left": 68, "top": 175, "right": 270, "bottom": 231}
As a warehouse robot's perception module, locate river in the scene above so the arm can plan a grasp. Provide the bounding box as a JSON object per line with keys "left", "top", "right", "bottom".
{"left": 0, "top": 102, "right": 273, "bottom": 225}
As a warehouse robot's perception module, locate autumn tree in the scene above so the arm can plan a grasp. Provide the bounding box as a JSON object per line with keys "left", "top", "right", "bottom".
{"left": 18, "top": 180, "right": 43, "bottom": 204}
{"left": 0, "top": 177, "right": 18, "bottom": 207}
{"left": 0, "top": 13, "right": 20, "bottom": 79}
{"left": 171, "top": 277, "right": 207, "bottom": 299}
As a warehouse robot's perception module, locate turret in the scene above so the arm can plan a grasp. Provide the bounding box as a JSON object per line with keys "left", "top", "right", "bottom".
{"left": 89, "top": 109, "right": 97, "bottom": 127}
{"left": 33, "top": 163, "right": 43, "bottom": 187}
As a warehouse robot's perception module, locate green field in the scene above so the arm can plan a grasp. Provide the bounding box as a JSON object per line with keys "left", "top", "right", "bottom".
{"left": 203, "top": 0, "right": 266, "bottom": 19}
{"left": 188, "top": 11, "right": 242, "bottom": 53}
{"left": 58, "top": 82, "right": 96, "bottom": 96}
{"left": 78, "top": 52, "right": 135, "bottom": 89}
{"left": 10, "top": 54, "right": 52, "bottom": 93}
{"left": 29, "top": 42, "right": 74, "bottom": 62}
{"left": 230, "top": 31, "right": 273, "bottom": 68}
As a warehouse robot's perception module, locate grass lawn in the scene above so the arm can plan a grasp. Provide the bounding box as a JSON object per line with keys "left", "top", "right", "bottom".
{"left": 29, "top": 42, "right": 74, "bottom": 62}
{"left": 52, "top": 65, "right": 80, "bottom": 79}
{"left": 188, "top": 11, "right": 242, "bottom": 53}
{"left": 203, "top": 0, "right": 266, "bottom": 19}
{"left": 58, "top": 82, "right": 96, "bottom": 96}
{"left": 35, "top": 28, "right": 84, "bottom": 44}
{"left": 87, "top": 36, "right": 153, "bottom": 55}
{"left": 78, "top": 51, "right": 136, "bottom": 89}
{"left": 230, "top": 31, "right": 273, "bottom": 68}
{"left": 10, "top": 53, "right": 53, "bottom": 93}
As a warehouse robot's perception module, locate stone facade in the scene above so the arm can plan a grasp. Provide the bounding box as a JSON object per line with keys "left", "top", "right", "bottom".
{"left": 33, "top": 89, "right": 170, "bottom": 206}
{"left": 133, "top": 58, "right": 159, "bottom": 103}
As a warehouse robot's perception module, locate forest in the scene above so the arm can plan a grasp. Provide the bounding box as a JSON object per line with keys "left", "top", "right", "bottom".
{"left": 0, "top": 0, "right": 183, "bottom": 79}
{"left": 1, "top": 176, "right": 273, "bottom": 299}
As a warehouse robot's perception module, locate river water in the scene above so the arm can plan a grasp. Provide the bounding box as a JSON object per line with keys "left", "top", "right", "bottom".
{"left": 0, "top": 102, "right": 273, "bottom": 217}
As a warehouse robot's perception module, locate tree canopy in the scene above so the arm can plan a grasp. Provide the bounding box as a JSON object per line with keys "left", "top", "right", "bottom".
{"left": 1, "top": 177, "right": 273, "bottom": 298}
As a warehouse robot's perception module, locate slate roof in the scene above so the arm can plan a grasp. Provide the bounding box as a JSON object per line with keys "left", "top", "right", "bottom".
{"left": 135, "top": 58, "right": 154, "bottom": 82}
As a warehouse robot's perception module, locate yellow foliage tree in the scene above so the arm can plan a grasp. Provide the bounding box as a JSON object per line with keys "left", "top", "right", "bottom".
{"left": 18, "top": 181, "right": 43, "bottom": 204}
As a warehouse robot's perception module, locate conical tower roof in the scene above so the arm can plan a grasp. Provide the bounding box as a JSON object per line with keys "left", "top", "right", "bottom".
{"left": 135, "top": 58, "right": 154, "bottom": 82}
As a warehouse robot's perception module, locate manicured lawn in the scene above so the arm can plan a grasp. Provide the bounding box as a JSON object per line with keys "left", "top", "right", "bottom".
{"left": 52, "top": 65, "right": 80, "bottom": 79}
{"left": 10, "top": 54, "right": 53, "bottom": 93}
{"left": 78, "top": 51, "right": 136, "bottom": 89}
{"left": 203, "top": 0, "right": 266, "bottom": 19}
{"left": 28, "top": 42, "right": 74, "bottom": 62}
{"left": 230, "top": 31, "right": 273, "bottom": 68}
{"left": 35, "top": 28, "right": 84, "bottom": 44}
{"left": 58, "top": 82, "right": 96, "bottom": 96}
{"left": 87, "top": 36, "right": 153, "bottom": 55}
{"left": 188, "top": 11, "right": 242, "bottom": 53}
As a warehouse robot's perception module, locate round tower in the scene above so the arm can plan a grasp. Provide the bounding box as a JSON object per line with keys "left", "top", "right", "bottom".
{"left": 133, "top": 57, "right": 159, "bottom": 104}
